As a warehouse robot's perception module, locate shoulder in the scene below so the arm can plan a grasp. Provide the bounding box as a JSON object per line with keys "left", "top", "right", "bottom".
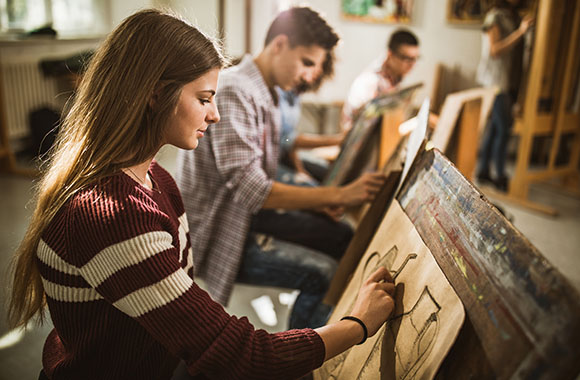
{"left": 483, "top": 8, "right": 508, "bottom": 31}
{"left": 220, "top": 64, "right": 257, "bottom": 92}
{"left": 150, "top": 161, "right": 179, "bottom": 196}
{"left": 150, "top": 161, "right": 186, "bottom": 215}
{"left": 57, "top": 174, "right": 170, "bottom": 263}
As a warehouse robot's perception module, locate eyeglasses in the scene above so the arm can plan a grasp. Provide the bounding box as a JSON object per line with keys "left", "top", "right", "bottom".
{"left": 394, "top": 52, "right": 419, "bottom": 63}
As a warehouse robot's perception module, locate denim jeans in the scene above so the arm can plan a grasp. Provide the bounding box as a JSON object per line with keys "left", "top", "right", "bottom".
{"left": 251, "top": 209, "right": 353, "bottom": 261}
{"left": 478, "top": 92, "right": 513, "bottom": 178}
{"left": 237, "top": 235, "right": 337, "bottom": 329}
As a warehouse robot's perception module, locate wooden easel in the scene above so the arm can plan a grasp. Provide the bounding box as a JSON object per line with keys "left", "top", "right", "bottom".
{"left": 325, "top": 147, "right": 580, "bottom": 378}
{"left": 399, "top": 149, "right": 580, "bottom": 379}
{"left": 378, "top": 106, "right": 406, "bottom": 169}
{"left": 504, "top": 0, "right": 580, "bottom": 215}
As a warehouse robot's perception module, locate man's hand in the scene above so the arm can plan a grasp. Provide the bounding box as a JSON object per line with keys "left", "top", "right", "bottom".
{"left": 319, "top": 205, "right": 345, "bottom": 222}
{"left": 338, "top": 172, "right": 386, "bottom": 207}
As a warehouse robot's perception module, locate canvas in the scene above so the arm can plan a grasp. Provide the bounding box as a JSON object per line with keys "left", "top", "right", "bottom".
{"left": 323, "top": 83, "right": 422, "bottom": 187}
{"left": 314, "top": 201, "right": 465, "bottom": 380}
{"left": 430, "top": 87, "right": 496, "bottom": 153}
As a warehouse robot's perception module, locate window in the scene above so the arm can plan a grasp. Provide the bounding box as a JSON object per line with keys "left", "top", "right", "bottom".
{"left": 0, "top": 0, "right": 108, "bottom": 36}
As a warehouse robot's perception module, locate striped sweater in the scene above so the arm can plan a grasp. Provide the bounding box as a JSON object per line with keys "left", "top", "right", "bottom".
{"left": 38, "top": 161, "right": 325, "bottom": 379}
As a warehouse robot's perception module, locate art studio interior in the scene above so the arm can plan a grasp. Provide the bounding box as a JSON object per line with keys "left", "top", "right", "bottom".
{"left": 1, "top": 0, "right": 579, "bottom": 379}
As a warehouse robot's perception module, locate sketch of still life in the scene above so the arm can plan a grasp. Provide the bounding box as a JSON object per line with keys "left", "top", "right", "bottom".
{"left": 314, "top": 201, "right": 465, "bottom": 380}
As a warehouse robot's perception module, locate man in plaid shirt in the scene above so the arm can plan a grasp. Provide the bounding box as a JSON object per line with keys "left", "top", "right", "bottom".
{"left": 176, "top": 7, "right": 386, "bottom": 329}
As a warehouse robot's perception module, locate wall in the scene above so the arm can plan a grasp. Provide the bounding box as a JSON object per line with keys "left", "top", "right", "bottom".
{"left": 244, "top": 0, "right": 484, "bottom": 105}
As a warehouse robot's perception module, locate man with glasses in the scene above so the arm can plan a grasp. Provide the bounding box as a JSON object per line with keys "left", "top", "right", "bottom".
{"left": 341, "top": 29, "right": 420, "bottom": 130}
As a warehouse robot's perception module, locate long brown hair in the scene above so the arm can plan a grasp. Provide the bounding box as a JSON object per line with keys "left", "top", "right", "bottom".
{"left": 8, "top": 9, "right": 226, "bottom": 327}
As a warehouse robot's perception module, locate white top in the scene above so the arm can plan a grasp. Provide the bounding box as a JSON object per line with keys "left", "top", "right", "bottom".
{"left": 475, "top": 8, "right": 517, "bottom": 92}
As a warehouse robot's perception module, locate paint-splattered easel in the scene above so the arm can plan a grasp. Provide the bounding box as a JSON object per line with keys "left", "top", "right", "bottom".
{"left": 398, "top": 148, "right": 580, "bottom": 378}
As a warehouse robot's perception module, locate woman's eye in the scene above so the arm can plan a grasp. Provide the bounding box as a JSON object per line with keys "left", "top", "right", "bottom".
{"left": 199, "top": 98, "right": 211, "bottom": 105}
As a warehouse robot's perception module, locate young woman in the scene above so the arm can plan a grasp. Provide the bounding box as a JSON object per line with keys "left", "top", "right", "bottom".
{"left": 476, "top": 0, "right": 534, "bottom": 191}
{"left": 9, "top": 9, "right": 395, "bottom": 380}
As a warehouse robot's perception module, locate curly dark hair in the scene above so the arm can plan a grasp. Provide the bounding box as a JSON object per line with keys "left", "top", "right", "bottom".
{"left": 264, "top": 7, "right": 339, "bottom": 50}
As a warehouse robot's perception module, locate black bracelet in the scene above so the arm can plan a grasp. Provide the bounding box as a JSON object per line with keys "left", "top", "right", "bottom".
{"left": 340, "top": 316, "right": 368, "bottom": 345}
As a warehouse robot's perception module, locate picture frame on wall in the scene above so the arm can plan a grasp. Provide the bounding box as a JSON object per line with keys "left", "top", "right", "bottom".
{"left": 447, "top": 0, "right": 536, "bottom": 25}
{"left": 342, "top": 0, "right": 413, "bottom": 24}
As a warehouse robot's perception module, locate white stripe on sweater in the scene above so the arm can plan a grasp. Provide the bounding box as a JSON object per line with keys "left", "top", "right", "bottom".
{"left": 178, "top": 222, "right": 188, "bottom": 264}
{"left": 178, "top": 213, "right": 189, "bottom": 233}
{"left": 42, "top": 278, "right": 104, "bottom": 302}
{"left": 38, "top": 240, "right": 80, "bottom": 275}
{"left": 113, "top": 269, "right": 193, "bottom": 317}
{"left": 81, "top": 231, "right": 173, "bottom": 287}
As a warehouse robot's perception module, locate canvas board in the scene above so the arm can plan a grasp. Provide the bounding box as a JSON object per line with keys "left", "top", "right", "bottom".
{"left": 323, "top": 83, "right": 422, "bottom": 186}
{"left": 315, "top": 201, "right": 465, "bottom": 380}
{"left": 396, "top": 98, "right": 429, "bottom": 196}
{"left": 430, "top": 87, "right": 496, "bottom": 152}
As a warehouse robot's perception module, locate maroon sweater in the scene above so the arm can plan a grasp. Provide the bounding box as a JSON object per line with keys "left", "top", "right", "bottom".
{"left": 37, "top": 162, "right": 325, "bottom": 379}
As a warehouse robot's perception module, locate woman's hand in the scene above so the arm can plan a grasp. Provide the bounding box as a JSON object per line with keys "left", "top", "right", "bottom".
{"left": 519, "top": 15, "right": 535, "bottom": 34}
{"left": 315, "top": 266, "right": 395, "bottom": 360}
{"left": 350, "top": 266, "right": 396, "bottom": 337}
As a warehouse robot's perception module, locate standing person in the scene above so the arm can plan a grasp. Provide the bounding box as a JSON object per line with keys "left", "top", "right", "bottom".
{"left": 176, "top": 7, "right": 386, "bottom": 330}
{"left": 475, "top": 0, "right": 534, "bottom": 191}
{"left": 8, "top": 9, "right": 396, "bottom": 380}
{"left": 341, "top": 28, "right": 420, "bottom": 131}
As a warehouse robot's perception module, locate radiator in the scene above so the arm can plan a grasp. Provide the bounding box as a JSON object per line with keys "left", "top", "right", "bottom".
{"left": 1, "top": 60, "right": 60, "bottom": 139}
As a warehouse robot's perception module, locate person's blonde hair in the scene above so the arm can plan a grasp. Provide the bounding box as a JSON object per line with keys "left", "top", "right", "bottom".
{"left": 8, "top": 9, "right": 226, "bottom": 327}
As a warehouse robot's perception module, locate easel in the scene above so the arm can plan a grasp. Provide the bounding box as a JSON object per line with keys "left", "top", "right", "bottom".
{"left": 398, "top": 149, "right": 580, "bottom": 378}
{"left": 378, "top": 106, "right": 406, "bottom": 169}
{"left": 504, "top": 0, "right": 580, "bottom": 215}
{"left": 325, "top": 147, "right": 580, "bottom": 378}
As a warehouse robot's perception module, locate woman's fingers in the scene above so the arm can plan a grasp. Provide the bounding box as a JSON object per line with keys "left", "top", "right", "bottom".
{"left": 366, "top": 266, "right": 394, "bottom": 285}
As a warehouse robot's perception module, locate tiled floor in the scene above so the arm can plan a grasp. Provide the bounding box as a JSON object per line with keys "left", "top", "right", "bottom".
{"left": 1, "top": 146, "right": 579, "bottom": 379}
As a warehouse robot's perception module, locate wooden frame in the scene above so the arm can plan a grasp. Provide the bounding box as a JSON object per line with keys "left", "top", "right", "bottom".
{"left": 447, "top": 0, "right": 536, "bottom": 25}
{"left": 341, "top": 0, "right": 413, "bottom": 24}
{"left": 504, "top": 0, "right": 580, "bottom": 215}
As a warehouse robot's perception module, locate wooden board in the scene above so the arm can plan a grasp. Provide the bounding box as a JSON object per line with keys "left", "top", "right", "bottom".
{"left": 430, "top": 87, "right": 495, "bottom": 153}
{"left": 445, "top": 98, "right": 482, "bottom": 180}
{"left": 397, "top": 148, "right": 580, "bottom": 379}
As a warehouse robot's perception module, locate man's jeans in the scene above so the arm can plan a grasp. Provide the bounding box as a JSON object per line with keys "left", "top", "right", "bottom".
{"left": 237, "top": 235, "right": 336, "bottom": 329}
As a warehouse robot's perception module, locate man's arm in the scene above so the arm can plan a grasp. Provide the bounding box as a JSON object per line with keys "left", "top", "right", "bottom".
{"left": 262, "top": 172, "right": 386, "bottom": 210}
{"left": 293, "top": 132, "right": 345, "bottom": 149}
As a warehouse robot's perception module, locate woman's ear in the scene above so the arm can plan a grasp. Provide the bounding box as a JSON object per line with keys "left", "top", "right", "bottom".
{"left": 148, "top": 90, "right": 159, "bottom": 108}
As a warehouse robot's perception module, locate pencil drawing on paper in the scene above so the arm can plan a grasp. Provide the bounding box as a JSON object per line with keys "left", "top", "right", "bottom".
{"left": 318, "top": 246, "right": 445, "bottom": 380}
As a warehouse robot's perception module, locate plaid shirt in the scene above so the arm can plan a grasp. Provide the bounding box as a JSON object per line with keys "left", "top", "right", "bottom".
{"left": 176, "top": 56, "right": 280, "bottom": 305}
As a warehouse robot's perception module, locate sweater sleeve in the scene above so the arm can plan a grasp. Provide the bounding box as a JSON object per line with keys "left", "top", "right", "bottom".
{"left": 71, "top": 189, "right": 324, "bottom": 379}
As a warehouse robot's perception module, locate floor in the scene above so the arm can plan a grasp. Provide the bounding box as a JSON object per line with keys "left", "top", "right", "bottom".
{"left": 1, "top": 145, "right": 579, "bottom": 379}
